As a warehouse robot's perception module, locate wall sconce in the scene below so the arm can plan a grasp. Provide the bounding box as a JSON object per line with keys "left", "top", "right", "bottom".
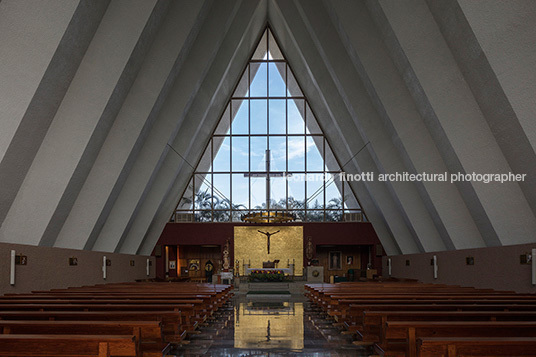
{"left": 466, "top": 256, "right": 474, "bottom": 265}
{"left": 387, "top": 258, "right": 392, "bottom": 277}
{"left": 531, "top": 249, "right": 536, "bottom": 285}
{"left": 130, "top": 260, "right": 135, "bottom": 266}
{"left": 102, "top": 256, "right": 107, "bottom": 280}
{"left": 433, "top": 255, "right": 438, "bottom": 279}
{"left": 146, "top": 259, "right": 151, "bottom": 276}
{"left": 10, "top": 250, "right": 15, "bottom": 286}
{"left": 69, "top": 257, "right": 78, "bottom": 266}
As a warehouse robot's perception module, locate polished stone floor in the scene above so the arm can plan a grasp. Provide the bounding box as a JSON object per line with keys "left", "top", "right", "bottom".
{"left": 169, "top": 293, "right": 373, "bottom": 356}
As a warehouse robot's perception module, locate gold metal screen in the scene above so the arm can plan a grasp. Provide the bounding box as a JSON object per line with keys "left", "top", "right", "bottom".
{"left": 234, "top": 226, "right": 303, "bottom": 276}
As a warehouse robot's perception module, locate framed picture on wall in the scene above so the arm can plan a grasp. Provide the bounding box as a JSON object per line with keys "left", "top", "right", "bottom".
{"left": 329, "top": 251, "right": 342, "bottom": 270}
{"left": 346, "top": 256, "right": 353, "bottom": 265}
{"left": 188, "top": 259, "right": 200, "bottom": 271}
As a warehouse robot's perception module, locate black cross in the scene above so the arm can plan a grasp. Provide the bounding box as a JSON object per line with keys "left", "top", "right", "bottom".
{"left": 257, "top": 230, "right": 280, "bottom": 254}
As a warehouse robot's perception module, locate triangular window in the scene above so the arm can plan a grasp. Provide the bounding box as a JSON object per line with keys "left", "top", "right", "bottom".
{"left": 173, "top": 28, "right": 364, "bottom": 222}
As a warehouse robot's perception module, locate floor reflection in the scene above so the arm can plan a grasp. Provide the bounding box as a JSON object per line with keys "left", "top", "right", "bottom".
{"left": 234, "top": 301, "right": 304, "bottom": 351}
{"left": 169, "top": 294, "right": 373, "bottom": 356}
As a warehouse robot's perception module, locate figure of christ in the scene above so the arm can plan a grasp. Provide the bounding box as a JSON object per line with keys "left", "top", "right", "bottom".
{"left": 257, "top": 230, "right": 280, "bottom": 254}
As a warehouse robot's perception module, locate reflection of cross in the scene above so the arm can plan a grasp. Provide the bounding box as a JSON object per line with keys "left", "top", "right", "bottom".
{"left": 244, "top": 149, "right": 289, "bottom": 210}
{"left": 258, "top": 230, "right": 280, "bottom": 254}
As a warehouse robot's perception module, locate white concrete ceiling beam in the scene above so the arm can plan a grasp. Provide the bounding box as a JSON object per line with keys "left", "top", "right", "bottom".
{"left": 53, "top": 0, "right": 208, "bottom": 250}
{"left": 122, "top": 1, "right": 268, "bottom": 255}
{"left": 427, "top": 0, "right": 536, "bottom": 218}
{"left": 0, "top": 0, "right": 165, "bottom": 245}
{"left": 369, "top": 0, "right": 536, "bottom": 247}
{"left": 326, "top": 0, "right": 485, "bottom": 250}
{"left": 270, "top": 0, "right": 425, "bottom": 254}
{"left": 90, "top": 0, "right": 264, "bottom": 253}
{"left": 0, "top": 0, "right": 109, "bottom": 225}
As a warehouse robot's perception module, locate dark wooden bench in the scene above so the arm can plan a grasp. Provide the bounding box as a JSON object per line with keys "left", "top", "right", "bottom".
{"left": 362, "top": 310, "right": 536, "bottom": 345}
{"left": 383, "top": 321, "right": 536, "bottom": 357}
{"left": 341, "top": 302, "right": 536, "bottom": 329}
{"left": 0, "top": 334, "right": 137, "bottom": 356}
{"left": 418, "top": 337, "right": 536, "bottom": 356}
{"left": 0, "top": 310, "right": 188, "bottom": 341}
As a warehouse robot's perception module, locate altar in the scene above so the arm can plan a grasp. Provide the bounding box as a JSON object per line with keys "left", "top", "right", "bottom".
{"left": 245, "top": 267, "right": 293, "bottom": 275}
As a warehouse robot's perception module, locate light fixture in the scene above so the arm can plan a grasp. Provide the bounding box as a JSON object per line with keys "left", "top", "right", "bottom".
{"left": 241, "top": 210, "right": 295, "bottom": 224}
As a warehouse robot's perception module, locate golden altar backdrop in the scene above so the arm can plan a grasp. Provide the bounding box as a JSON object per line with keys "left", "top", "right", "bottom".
{"left": 234, "top": 226, "right": 303, "bottom": 276}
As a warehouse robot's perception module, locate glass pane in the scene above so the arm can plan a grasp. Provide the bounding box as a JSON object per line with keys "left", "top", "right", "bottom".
{"left": 232, "top": 173, "right": 249, "bottom": 209}
{"left": 213, "top": 210, "right": 230, "bottom": 222}
{"left": 306, "top": 210, "right": 324, "bottom": 222}
{"left": 288, "top": 174, "right": 305, "bottom": 208}
{"left": 306, "top": 177, "right": 324, "bottom": 209}
{"left": 231, "top": 100, "right": 248, "bottom": 135}
{"left": 194, "top": 174, "right": 212, "bottom": 210}
{"left": 250, "top": 62, "right": 267, "bottom": 97}
{"left": 268, "top": 62, "right": 286, "bottom": 97}
{"left": 213, "top": 136, "right": 230, "bottom": 172}
{"left": 250, "top": 99, "right": 267, "bottom": 134}
{"left": 252, "top": 29, "right": 267, "bottom": 60}
{"left": 293, "top": 210, "right": 306, "bottom": 222}
{"left": 270, "top": 177, "right": 286, "bottom": 209}
{"left": 325, "top": 174, "right": 343, "bottom": 210}
{"left": 269, "top": 99, "right": 286, "bottom": 134}
{"left": 288, "top": 99, "right": 305, "bottom": 134}
{"left": 325, "top": 210, "right": 343, "bottom": 222}
{"left": 232, "top": 136, "right": 249, "bottom": 172}
{"left": 287, "top": 66, "right": 303, "bottom": 97}
{"left": 215, "top": 104, "right": 230, "bottom": 135}
{"left": 250, "top": 175, "right": 265, "bottom": 209}
{"left": 307, "top": 136, "right": 324, "bottom": 171}
{"left": 250, "top": 136, "right": 267, "bottom": 171}
{"left": 213, "top": 174, "right": 230, "bottom": 210}
{"left": 195, "top": 210, "right": 212, "bottom": 222}
{"left": 269, "top": 136, "right": 286, "bottom": 172}
{"left": 288, "top": 136, "right": 305, "bottom": 171}
{"left": 306, "top": 103, "right": 322, "bottom": 134}
{"left": 268, "top": 29, "right": 284, "bottom": 60}
{"left": 232, "top": 210, "right": 247, "bottom": 222}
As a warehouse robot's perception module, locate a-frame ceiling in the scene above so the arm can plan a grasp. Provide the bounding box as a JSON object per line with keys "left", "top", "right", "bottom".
{"left": 0, "top": 0, "right": 535, "bottom": 256}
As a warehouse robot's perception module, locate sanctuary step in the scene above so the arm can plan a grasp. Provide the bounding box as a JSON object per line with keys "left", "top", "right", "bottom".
{"left": 248, "top": 283, "right": 289, "bottom": 291}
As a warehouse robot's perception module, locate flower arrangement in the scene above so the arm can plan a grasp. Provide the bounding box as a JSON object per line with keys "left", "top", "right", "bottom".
{"left": 248, "top": 269, "right": 285, "bottom": 282}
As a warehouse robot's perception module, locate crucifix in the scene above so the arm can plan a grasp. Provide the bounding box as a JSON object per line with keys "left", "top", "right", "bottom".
{"left": 244, "top": 149, "right": 289, "bottom": 211}
{"left": 258, "top": 230, "right": 280, "bottom": 254}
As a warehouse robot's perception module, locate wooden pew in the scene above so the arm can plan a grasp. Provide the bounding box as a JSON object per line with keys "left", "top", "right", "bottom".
{"left": 304, "top": 281, "right": 536, "bottom": 356}
{"left": 0, "top": 310, "right": 187, "bottom": 341}
{"left": 0, "top": 334, "right": 137, "bottom": 357}
{"left": 0, "top": 320, "right": 163, "bottom": 352}
{"left": 362, "top": 310, "right": 536, "bottom": 346}
{"left": 418, "top": 337, "right": 536, "bottom": 357}
{"left": 342, "top": 303, "right": 536, "bottom": 331}
{"left": 382, "top": 321, "right": 536, "bottom": 357}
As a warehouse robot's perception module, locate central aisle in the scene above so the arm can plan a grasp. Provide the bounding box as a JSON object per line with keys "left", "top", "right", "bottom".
{"left": 170, "top": 285, "right": 373, "bottom": 356}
